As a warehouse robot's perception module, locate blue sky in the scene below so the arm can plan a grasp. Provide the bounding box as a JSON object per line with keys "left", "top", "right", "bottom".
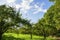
{"left": 0, "top": 0, "right": 53, "bottom": 23}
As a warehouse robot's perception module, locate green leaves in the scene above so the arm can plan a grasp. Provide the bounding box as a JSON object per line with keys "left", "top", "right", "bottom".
{"left": 0, "top": 5, "right": 31, "bottom": 35}
{"left": 34, "top": 0, "right": 60, "bottom": 36}
{"left": 43, "top": 0, "right": 60, "bottom": 36}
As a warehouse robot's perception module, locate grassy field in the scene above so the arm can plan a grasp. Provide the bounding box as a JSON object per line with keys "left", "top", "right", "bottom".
{"left": 2, "top": 33, "right": 56, "bottom": 40}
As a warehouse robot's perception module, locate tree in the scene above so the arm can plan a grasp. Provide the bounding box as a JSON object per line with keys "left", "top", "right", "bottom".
{"left": 33, "top": 0, "right": 60, "bottom": 40}
{"left": 44, "top": 0, "right": 60, "bottom": 36}
{"left": 34, "top": 18, "right": 57, "bottom": 40}
{"left": 19, "top": 24, "right": 33, "bottom": 39}
{"left": 34, "top": 18, "right": 47, "bottom": 40}
{"left": 0, "top": 5, "right": 31, "bottom": 40}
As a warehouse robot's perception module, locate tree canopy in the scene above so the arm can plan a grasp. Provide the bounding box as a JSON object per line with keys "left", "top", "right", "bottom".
{"left": 0, "top": 5, "right": 31, "bottom": 40}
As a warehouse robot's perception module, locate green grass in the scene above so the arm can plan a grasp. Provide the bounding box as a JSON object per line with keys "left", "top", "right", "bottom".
{"left": 2, "top": 33, "right": 56, "bottom": 40}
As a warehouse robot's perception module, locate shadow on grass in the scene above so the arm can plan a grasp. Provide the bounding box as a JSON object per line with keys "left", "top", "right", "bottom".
{"left": 2, "top": 35, "right": 24, "bottom": 40}
{"left": 2, "top": 35, "right": 56, "bottom": 40}
{"left": 31, "top": 38, "right": 56, "bottom": 40}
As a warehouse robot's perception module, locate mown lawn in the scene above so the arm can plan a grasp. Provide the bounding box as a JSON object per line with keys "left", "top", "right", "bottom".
{"left": 2, "top": 33, "right": 56, "bottom": 40}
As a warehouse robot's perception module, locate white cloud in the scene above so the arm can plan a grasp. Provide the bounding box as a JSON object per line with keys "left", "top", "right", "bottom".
{"left": 0, "top": 0, "right": 33, "bottom": 14}
{"left": 6, "top": 0, "right": 16, "bottom": 3}
{"left": 0, "top": 0, "right": 47, "bottom": 14}
{"left": 33, "top": 9, "right": 47, "bottom": 14}
{"left": 15, "top": 4, "right": 20, "bottom": 9}
{"left": 18, "top": 0, "right": 33, "bottom": 14}
{"left": 0, "top": 0, "right": 6, "bottom": 5}
{"left": 33, "top": 3, "right": 47, "bottom": 14}
{"left": 0, "top": 0, "right": 16, "bottom": 7}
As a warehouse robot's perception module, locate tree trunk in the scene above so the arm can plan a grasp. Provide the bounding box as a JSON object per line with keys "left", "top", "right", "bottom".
{"left": 0, "top": 33, "right": 2, "bottom": 40}
{"left": 30, "top": 33, "right": 32, "bottom": 39}
{"left": 43, "top": 33, "right": 46, "bottom": 40}
{"left": 30, "top": 26, "right": 33, "bottom": 39}
{"left": 43, "top": 36, "right": 46, "bottom": 40}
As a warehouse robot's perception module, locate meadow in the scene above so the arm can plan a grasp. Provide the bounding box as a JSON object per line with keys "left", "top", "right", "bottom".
{"left": 2, "top": 33, "right": 56, "bottom": 40}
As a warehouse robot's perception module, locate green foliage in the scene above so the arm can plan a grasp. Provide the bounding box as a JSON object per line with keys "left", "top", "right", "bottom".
{"left": 33, "top": 0, "right": 60, "bottom": 38}
{"left": 1, "top": 0, "right": 60, "bottom": 40}
{"left": 44, "top": 0, "right": 60, "bottom": 36}
{"left": 0, "top": 5, "right": 31, "bottom": 40}
{"left": 44, "top": 0, "right": 60, "bottom": 30}
{"left": 34, "top": 18, "right": 57, "bottom": 37}
{"left": 0, "top": 5, "right": 31, "bottom": 33}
